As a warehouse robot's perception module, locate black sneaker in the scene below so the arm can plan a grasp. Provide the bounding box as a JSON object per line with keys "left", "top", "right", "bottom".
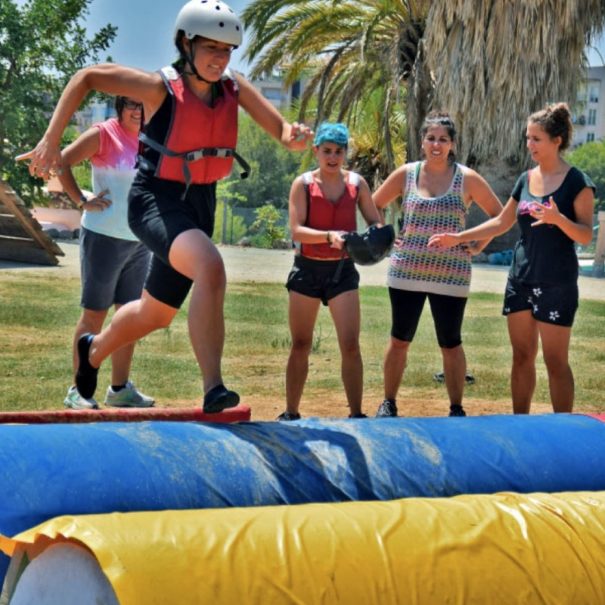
{"left": 449, "top": 404, "right": 467, "bottom": 417}
{"left": 203, "top": 384, "right": 240, "bottom": 413}
{"left": 277, "top": 411, "right": 301, "bottom": 421}
{"left": 376, "top": 399, "right": 398, "bottom": 418}
{"left": 349, "top": 413, "right": 368, "bottom": 419}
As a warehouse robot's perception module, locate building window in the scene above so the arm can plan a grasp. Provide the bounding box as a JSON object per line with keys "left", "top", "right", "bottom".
{"left": 262, "top": 89, "right": 283, "bottom": 101}
{"left": 587, "top": 132, "right": 595, "bottom": 142}
{"left": 588, "top": 109, "right": 597, "bottom": 126}
{"left": 589, "top": 85, "right": 599, "bottom": 103}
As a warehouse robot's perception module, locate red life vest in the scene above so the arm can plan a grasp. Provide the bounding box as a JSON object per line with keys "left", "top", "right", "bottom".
{"left": 139, "top": 66, "right": 242, "bottom": 185}
{"left": 301, "top": 171, "right": 360, "bottom": 260}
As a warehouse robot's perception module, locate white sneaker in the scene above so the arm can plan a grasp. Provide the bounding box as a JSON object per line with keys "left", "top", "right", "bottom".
{"left": 64, "top": 386, "right": 98, "bottom": 410}
{"left": 104, "top": 381, "right": 155, "bottom": 408}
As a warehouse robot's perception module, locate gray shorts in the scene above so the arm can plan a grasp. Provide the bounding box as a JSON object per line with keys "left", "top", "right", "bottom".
{"left": 80, "top": 227, "right": 151, "bottom": 311}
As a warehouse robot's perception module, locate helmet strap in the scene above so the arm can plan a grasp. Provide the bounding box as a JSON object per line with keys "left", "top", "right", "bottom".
{"left": 182, "top": 38, "right": 213, "bottom": 84}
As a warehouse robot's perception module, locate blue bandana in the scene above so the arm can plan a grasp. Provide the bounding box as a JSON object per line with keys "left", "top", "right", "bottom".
{"left": 313, "top": 122, "right": 349, "bottom": 147}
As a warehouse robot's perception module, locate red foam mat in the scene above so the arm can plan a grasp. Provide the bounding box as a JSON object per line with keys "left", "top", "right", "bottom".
{"left": 587, "top": 414, "right": 605, "bottom": 423}
{"left": 0, "top": 404, "right": 251, "bottom": 424}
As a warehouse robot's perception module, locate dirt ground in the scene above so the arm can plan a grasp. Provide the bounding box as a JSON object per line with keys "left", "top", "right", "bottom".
{"left": 229, "top": 393, "right": 604, "bottom": 421}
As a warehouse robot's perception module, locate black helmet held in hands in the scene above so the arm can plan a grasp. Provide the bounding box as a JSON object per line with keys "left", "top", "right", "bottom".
{"left": 344, "top": 224, "right": 395, "bottom": 265}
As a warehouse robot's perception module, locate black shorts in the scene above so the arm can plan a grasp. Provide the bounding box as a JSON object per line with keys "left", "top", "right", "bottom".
{"left": 502, "top": 278, "right": 578, "bottom": 327}
{"left": 128, "top": 173, "right": 216, "bottom": 309}
{"left": 388, "top": 288, "right": 467, "bottom": 348}
{"left": 285, "top": 256, "right": 359, "bottom": 306}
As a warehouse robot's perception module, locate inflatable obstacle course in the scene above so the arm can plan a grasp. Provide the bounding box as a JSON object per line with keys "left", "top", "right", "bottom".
{"left": 1, "top": 414, "right": 605, "bottom": 603}
{"left": 0, "top": 404, "right": 251, "bottom": 424}
{"left": 3, "top": 491, "right": 605, "bottom": 604}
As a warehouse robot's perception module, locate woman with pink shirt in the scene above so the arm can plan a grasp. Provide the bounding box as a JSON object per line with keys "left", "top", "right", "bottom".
{"left": 59, "top": 96, "right": 154, "bottom": 410}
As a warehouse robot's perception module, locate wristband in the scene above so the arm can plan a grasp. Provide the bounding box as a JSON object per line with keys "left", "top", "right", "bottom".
{"left": 78, "top": 193, "right": 87, "bottom": 208}
{"left": 326, "top": 231, "right": 331, "bottom": 244}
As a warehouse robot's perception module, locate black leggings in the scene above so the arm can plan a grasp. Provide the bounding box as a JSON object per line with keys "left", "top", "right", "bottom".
{"left": 388, "top": 288, "right": 467, "bottom": 348}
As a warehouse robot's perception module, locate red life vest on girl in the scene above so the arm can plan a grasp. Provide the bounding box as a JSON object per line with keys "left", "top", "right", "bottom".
{"left": 139, "top": 66, "right": 240, "bottom": 185}
{"left": 301, "top": 171, "right": 360, "bottom": 260}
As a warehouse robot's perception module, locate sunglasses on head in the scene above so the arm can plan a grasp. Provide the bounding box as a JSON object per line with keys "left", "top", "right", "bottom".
{"left": 123, "top": 100, "right": 143, "bottom": 110}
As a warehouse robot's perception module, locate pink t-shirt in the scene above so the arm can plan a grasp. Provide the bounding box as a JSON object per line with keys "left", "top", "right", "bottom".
{"left": 82, "top": 118, "right": 139, "bottom": 241}
{"left": 91, "top": 117, "right": 138, "bottom": 170}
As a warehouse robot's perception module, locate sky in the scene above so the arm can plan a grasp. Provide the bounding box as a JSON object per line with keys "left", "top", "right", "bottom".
{"left": 85, "top": 0, "right": 254, "bottom": 74}
{"left": 71, "top": 1, "right": 605, "bottom": 74}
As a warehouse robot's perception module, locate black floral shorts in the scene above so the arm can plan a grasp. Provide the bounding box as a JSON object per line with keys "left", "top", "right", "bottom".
{"left": 502, "top": 278, "right": 578, "bottom": 327}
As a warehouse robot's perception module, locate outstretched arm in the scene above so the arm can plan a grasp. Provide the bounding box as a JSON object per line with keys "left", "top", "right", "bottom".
{"left": 428, "top": 197, "right": 518, "bottom": 249}
{"left": 16, "top": 64, "right": 164, "bottom": 179}
{"left": 236, "top": 74, "right": 313, "bottom": 151}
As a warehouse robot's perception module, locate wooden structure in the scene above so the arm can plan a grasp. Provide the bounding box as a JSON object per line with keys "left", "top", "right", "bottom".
{"left": 0, "top": 179, "right": 64, "bottom": 266}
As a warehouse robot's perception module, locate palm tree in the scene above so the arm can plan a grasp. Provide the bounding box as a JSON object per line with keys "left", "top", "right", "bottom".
{"left": 242, "top": 0, "right": 605, "bottom": 245}
{"left": 423, "top": 1, "right": 605, "bottom": 192}
{"left": 241, "top": 0, "right": 430, "bottom": 185}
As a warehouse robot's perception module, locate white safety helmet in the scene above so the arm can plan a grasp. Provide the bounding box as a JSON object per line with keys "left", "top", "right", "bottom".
{"left": 174, "top": 0, "right": 243, "bottom": 48}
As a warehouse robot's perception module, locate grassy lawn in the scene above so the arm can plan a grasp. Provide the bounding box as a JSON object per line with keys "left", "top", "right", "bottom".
{"left": 0, "top": 273, "right": 604, "bottom": 412}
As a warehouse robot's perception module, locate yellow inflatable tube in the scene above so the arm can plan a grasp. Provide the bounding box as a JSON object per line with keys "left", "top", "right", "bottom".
{"left": 2, "top": 491, "right": 605, "bottom": 605}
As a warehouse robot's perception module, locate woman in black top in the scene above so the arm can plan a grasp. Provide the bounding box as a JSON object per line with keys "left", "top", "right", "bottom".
{"left": 428, "top": 103, "right": 595, "bottom": 413}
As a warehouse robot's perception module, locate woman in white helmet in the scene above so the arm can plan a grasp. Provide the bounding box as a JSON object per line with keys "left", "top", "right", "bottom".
{"left": 19, "top": 0, "right": 313, "bottom": 413}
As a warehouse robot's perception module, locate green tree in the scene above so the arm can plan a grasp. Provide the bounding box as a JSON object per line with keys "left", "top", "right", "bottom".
{"left": 214, "top": 180, "right": 248, "bottom": 244}
{"left": 0, "top": 0, "right": 116, "bottom": 204}
{"left": 249, "top": 203, "right": 287, "bottom": 248}
{"left": 229, "top": 114, "right": 302, "bottom": 208}
{"left": 567, "top": 140, "right": 605, "bottom": 211}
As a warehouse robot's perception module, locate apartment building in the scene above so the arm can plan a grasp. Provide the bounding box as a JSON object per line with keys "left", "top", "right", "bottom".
{"left": 572, "top": 65, "right": 605, "bottom": 146}
{"left": 250, "top": 70, "right": 303, "bottom": 110}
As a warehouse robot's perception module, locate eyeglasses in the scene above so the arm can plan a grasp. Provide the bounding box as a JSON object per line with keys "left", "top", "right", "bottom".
{"left": 123, "top": 100, "right": 143, "bottom": 111}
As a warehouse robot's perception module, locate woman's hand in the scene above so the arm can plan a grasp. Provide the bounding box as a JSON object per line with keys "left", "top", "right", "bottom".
{"left": 286, "top": 122, "right": 314, "bottom": 150}
{"left": 328, "top": 230, "right": 346, "bottom": 250}
{"left": 81, "top": 190, "right": 112, "bottom": 212}
{"left": 427, "top": 233, "right": 459, "bottom": 249}
{"left": 16, "top": 139, "right": 62, "bottom": 180}
{"left": 529, "top": 196, "right": 560, "bottom": 227}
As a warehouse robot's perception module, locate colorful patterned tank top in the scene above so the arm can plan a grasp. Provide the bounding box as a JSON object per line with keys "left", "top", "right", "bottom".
{"left": 387, "top": 161, "right": 471, "bottom": 297}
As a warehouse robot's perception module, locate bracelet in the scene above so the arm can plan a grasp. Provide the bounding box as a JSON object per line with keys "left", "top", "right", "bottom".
{"left": 78, "top": 193, "right": 88, "bottom": 208}
{"left": 326, "top": 231, "right": 332, "bottom": 244}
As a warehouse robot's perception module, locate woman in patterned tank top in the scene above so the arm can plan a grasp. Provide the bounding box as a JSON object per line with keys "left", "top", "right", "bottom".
{"left": 373, "top": 111, "right": 502, "bottom": 418}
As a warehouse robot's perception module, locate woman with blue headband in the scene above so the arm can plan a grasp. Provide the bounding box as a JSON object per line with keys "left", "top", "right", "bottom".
{"left": 278, "top": 122, "right": 382, "bottom": 421}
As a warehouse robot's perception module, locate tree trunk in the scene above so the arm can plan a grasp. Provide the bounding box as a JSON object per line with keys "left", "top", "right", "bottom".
{"left": 468, "top": 159, "right": 520, "bottom": 252}
{"left": 406, "top": 41, "right": 433, "bottom": 162}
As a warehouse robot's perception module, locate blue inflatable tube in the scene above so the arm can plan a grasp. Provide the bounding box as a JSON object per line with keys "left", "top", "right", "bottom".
{"left": 1, "top": 414, "right": 605, "bottom": 583}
